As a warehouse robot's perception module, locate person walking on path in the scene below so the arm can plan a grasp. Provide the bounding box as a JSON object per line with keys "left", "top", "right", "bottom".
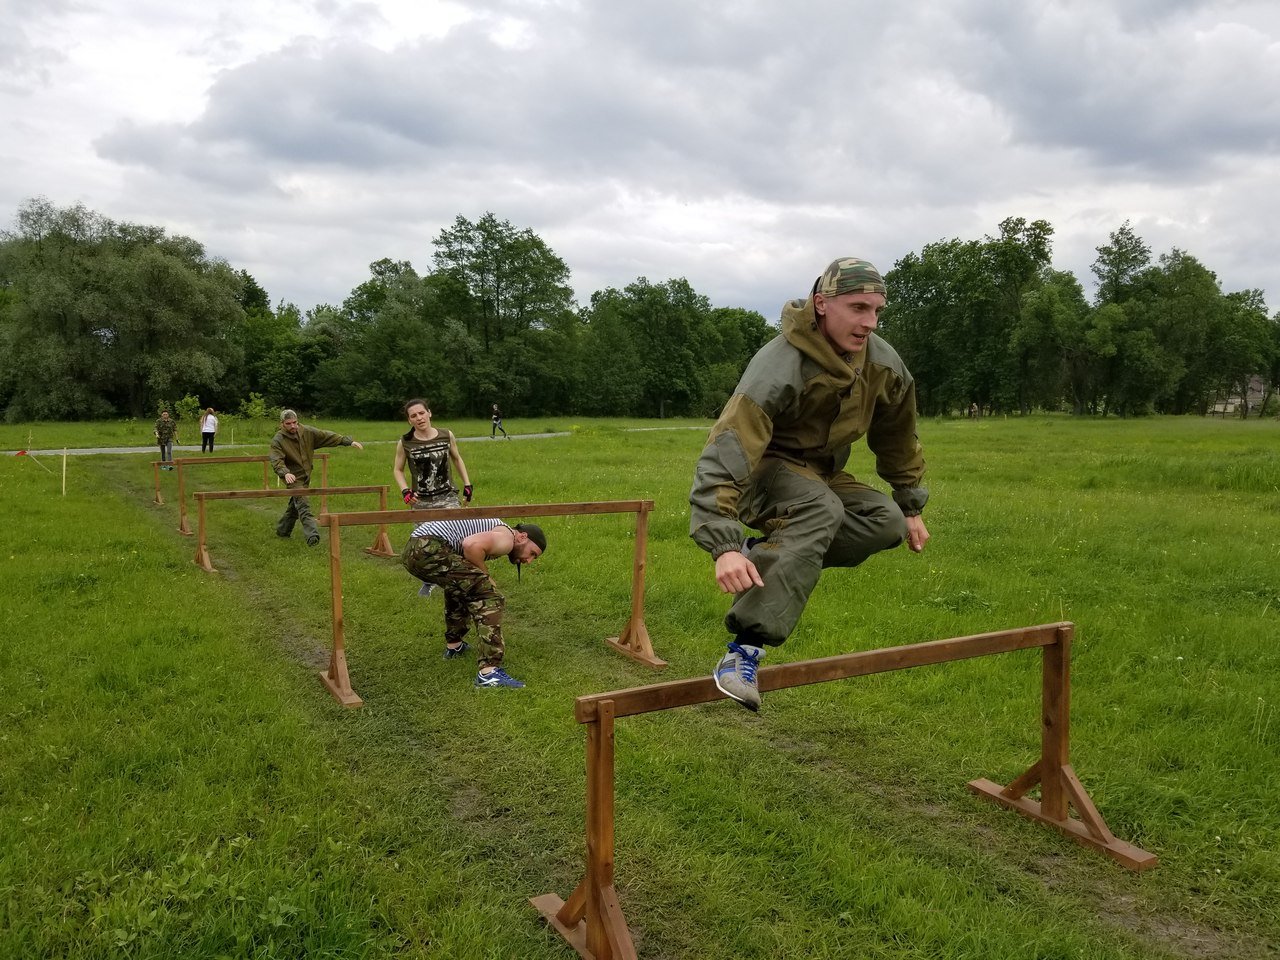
{"left": 268, "top": 408, "right": 364, "bottom": 546}
{"left": 154, "top": 410, "right": 178, "bottom": 469}
{"left": 401, "top": 517, "right": 546, "bottom": 688}
{"left": 689, "top": 257, "right": 931, "bottom": 712}
{"left": 490, "top": 403, "right": 509, "bottom": 439}
{"left": 199, "top": 407, "right": 219, "bottom": 453}
{"left": 393, "top": 399, "right": 473, "bottom": 509}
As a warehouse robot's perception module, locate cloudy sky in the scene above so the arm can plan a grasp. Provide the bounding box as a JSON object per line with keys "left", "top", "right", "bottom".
{"left": 3, "top": 0, "right": 1278, "bottom": 321}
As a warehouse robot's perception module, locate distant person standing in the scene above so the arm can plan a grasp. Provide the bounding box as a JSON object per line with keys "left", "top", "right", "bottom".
{"left": 491, "top": 403, "right": 509, "bottom": 439}
{"left": 154, "top": 410, "right": 178, "bottom": 469}
{"left": 393, "top": 398, "right": 473, "bottom": 508}
{"left": 268, "top": 408, "right": 364, "bottom": 546}
{"left": 199, "top": 407, "right": 219, "bottom": 453}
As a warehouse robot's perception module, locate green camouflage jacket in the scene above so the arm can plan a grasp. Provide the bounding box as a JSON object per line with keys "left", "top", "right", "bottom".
{"left": 154, "top": 417, "right": 178, "bottom": 443}
{"left": 689, "top": 292, "right": 927, "bottom": 559}
{"left": 269, "top": 425, "right": 352, "bottom": 481}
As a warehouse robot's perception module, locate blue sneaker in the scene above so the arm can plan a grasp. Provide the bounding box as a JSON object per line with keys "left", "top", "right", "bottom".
{"left": 444, "top": 641, "right": 469, "bottom": 660}
{"left": 714, "top": 641, "right": 765, "bottom": 712}
{"left": 475, "top": 667, "right": 525, "bottom": 689}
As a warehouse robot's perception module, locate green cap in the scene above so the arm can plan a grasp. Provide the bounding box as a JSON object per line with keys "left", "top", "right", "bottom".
{"left": 816, "top": 257, "right": 886, "bottom": 297}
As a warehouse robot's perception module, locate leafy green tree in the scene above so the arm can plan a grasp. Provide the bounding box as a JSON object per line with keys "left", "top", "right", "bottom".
{"left": 431, "top": 213, "right": 574, "bottom": 350}
{"left": 1091, "top": 221, "right": 1151, "bottom": 306}
{"left": 1216, "top": 290, "right": 1270, "bottom": 416}
{"left": 0, "top": 198, "right": 245, "bottom": 420}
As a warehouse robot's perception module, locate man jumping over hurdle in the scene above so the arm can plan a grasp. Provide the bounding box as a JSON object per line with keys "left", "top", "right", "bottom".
{"left": 689, "top": 257, "right": 931, "bottom": 712}
{"left": 401, "top": 517, "right": 547, "bottom": 688}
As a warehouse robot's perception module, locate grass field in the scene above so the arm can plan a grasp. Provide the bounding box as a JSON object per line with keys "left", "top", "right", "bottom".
{"left": 1, "top": 415, "right": 1277, "bottom": 958}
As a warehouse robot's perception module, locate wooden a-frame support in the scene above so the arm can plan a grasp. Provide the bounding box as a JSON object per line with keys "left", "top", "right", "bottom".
{"left": 192, "top": 485, "right": 395, "bottom": 574}
{"left": 533, "top": 623, "right": 1156, "bottom": 960}
{"left": 318, "top": 500, "right": 663, "bottom": 708}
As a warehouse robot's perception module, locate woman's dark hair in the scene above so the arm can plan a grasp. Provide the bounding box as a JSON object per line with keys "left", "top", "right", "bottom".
{"left": 403, "top": 398, "right": 430, "bottom": 417}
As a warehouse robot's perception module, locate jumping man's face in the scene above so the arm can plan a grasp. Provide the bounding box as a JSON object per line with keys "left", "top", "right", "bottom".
{"left": 407, "top": 404, "right": 432, "bottom": 431}
{"left": 282, "top": 418, "right": 300, "bottom": 436}
{"left": 814, "top": 291, "right": 885, "bottom": 355}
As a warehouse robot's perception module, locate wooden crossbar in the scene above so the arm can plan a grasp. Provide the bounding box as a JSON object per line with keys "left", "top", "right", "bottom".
{"left": 315, "top": 500, "right": 662, "bottom": 708}
{"left": 534, "top": 622, "right": 1157, "bottom": 960}
{"left": 192, "top": 485, "right": 395, "bottom": 574}
{"left": 164, "top": 453, "right": 330, "bottom": 536}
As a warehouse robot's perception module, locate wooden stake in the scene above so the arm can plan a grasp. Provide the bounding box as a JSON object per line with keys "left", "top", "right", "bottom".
{"left": 318, "top": 519, "right": 362, "bottom": 707}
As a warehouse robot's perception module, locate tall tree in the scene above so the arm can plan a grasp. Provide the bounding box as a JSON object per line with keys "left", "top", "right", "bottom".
{"left": 431, "top": 213, "right": 574, "bottom": 350}
{"left": 0, "top": 198, "right": 244, "bottom": 420}
{"left": 1092, "top": 221, "right": 1152, "bottom": 306}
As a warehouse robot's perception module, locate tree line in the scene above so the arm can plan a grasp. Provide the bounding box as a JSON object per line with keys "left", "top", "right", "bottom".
{"left": 1, "top": 199, "right": 1275, "bottom": 423}
{"left": 883, "top": 217, "right": 1280, "bottom": 418}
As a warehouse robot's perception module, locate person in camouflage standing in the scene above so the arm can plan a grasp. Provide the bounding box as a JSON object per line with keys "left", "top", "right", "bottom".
{"left": 269, "top": 409, "right": 364, "bottom": 546}
{"left": 689, "top": 257, "right": 931, "bottom": 712}
{"left": 401, "top": 517, "right": 546, "bottom": 688}
{"left": 154, "top": 409, "right": 178, "bottom": 469}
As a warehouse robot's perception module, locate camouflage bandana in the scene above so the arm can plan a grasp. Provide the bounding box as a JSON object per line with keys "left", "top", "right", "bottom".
{"left": 815, "top": 257, "right": 886, "bottom": 297}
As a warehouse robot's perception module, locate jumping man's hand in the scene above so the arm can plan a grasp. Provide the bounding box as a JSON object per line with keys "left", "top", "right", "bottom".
{"left": 714, "top": 550, "right": 764, "bottom": 594}
{"left": 904, "top": 514, "right": 930, "bottom": 553}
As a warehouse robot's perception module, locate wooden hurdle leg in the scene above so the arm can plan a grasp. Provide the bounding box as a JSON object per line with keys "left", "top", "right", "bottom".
{"left": 532, "top": 700, "right": 637, "bottom": 959}
{"left": 318, "top": 520, "right": 363, "bottom": 707}
{"left": 364, "top": 487, "right": 396, "bottom": 558}
{"left": 193, "top": 495, "right": 216, "bottom": 573}
{"left": 176, "top": 462, "right": 193, "bottom": 536}
{"left": 152, "top": 462, "right": 164, "bottom": 505}
{"left": 968, "top": 623, "right": 1157, "bottom": 870}
{"left": 606, "top": 503, "right": 666, "bottom": 669}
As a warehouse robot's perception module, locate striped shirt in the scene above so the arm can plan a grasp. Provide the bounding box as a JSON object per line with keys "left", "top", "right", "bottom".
{"left": 409, "top": 518, "right": 509, "bottom": 551}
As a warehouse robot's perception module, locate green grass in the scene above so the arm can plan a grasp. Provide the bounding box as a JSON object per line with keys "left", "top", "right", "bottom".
{"left": 2, "top": 414, "right": 1277, "bottom": 958}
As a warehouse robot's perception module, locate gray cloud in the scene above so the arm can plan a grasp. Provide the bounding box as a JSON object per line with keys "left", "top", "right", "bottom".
{"left": 5, "top": 0, "right": 1277, "bottom": 319}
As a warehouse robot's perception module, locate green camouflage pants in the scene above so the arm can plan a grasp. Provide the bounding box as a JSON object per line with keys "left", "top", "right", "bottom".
{"left": 401, "top": 536, "right": 505, "bottom": 668}
{"left": 277, "top": 477, "right": 318, "bottom": 540}
{"left": 727, "top": 459, "right": 907, "bottom": 647}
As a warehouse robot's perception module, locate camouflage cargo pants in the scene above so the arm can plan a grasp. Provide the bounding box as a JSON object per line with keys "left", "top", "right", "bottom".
{"left": 727, "top": 459, "right": 907, "bottom": 648}
{"left": 401, "top": 536, "right": 505, "bottom": 668}
{"left": 276, "top": 477, "right": 318, "bottom": 540}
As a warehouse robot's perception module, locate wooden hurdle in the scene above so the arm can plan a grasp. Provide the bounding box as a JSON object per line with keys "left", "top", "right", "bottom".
{"left": 192, "top": 486, "right": 396, "bottom": 573}
{"left": 170, "top": 454, "right": 330, "bottom": 536}
{"left": 532, "top": 622, "right": 1156, "bottom": 960}
{"left": 316, "top": 500, "right": 662, "bottom": 708}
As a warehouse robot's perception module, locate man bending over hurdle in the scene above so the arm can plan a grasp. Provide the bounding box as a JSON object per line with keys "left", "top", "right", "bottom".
{"left": 402, "top": 517, "right": 547, "bottom": 689}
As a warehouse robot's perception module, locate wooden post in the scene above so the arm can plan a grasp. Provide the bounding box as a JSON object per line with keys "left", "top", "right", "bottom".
{"left": 176, "top": 461, "right": 192, "bottom": 536}
{"left": 194, "top": 494, "right": 215, "bottom": 573}
{"left": 152, "top": 462, "right": 164, "bottom": 505}
{"left": 320, "top": 455, "right": 330, "bottom": 517}
{"left": 261, "top": 460, "right": 270, "bottom": 489}
{"left": 532, "top": 700, "right": 636, "bottom": 960}
{"left": 606, "top": 502, "right": 665, "bottom": 669}
{"left": 968, "top": 624, "right": 1157, "bottom": 870}
{"left": 62, "top": 448, "right": 67, "bottom": 496}
{"left": 318, "top": 519, "right": 362, "bottom": 707}
{"left": 364, "top": 486, "right": 396, "bottom": 558}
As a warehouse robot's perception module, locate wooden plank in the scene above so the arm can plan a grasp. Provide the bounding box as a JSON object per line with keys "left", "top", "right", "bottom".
{"left": 197, "top": 485, "right": 387, "bottom": 501}
{"left": 321, "top": 500, "right": 653, "bottom": 528}
{"left": 530, "top": 894, "right": 596, "bottom": 960}
{"left": 575, "top": 624, "right": 1066, "bottom": 722}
